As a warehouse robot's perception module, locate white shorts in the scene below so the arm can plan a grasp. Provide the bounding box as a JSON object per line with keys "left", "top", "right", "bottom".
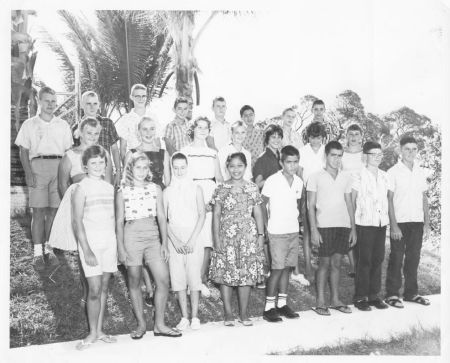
{"left": 79, "top": 241, "right": 118, "bottom": 277}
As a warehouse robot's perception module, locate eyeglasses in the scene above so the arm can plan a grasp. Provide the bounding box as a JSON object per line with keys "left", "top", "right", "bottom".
{"left": 365, "top": 153, "right": 383, "bottom": 158}
{"left": 132, "top": 95, "right": 147, "bottom": 100}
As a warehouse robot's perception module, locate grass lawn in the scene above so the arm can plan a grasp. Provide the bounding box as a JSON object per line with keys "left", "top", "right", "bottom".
{"left": 284, "top": 327, "right": 440, "bottom": 355}
{"left": 9, "top": 212, "right": 441, "bottom": 348}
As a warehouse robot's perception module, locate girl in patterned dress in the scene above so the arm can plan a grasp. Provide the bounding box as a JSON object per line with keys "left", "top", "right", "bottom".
{"left": 116, "top": 152, "right": 181, "bottom": 339}
{"left": 210, "top": 152, "right": 265, "bottom": 326}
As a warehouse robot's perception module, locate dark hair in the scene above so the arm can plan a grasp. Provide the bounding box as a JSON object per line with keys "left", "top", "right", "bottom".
{"left": 312, "top": 99, "right": 325, "bottom": 109}
{"left": 347, "top": 124, "right": 362, "bottom": 134}
{"left": 282, "top": 107, "right": 295, "bottom": 116}
{"left": 212, "top": 96, "right": 226, "bottom": 107}
{"left": 280, "top": 145, "right": 299, "bottom": 162}
{"left": 231, "top": 120, "right": 246, "bottom": 133}
{"left": 80, "top": 117, "right": 101, "bottom": 132}
{"left": 82, "top": 145, "right": 107, "bottom": 167}
{"left": 325, "top": 141, "right": 343, "bottom": 155}
{"left": 240, "top": 105, "right": 254, "bottom": 117}
{"left": 171, "top": 152, "right": 188, "bottom": 164}
{"left": 400, "top": 135, "right": 417, "bottom": 147}
{"left": 363, "top": 141, "right": 381, "bottom": 154}
{"left": 38, "top": 86, "right": 56, "bottom": 100}
{"left": 188, "top": 116, "right": 211, "bottom": 140}
{"left": 264, "top": 124, "right": 283, "bottom": 147}
{"left": 173, "top": 97, "right": 189, "bottom": 109}
{"left": 226, "top": 152, "right": 247, "bottom": 168}
{"left": 306, "top": 122, "right": 326, "bottom": 139}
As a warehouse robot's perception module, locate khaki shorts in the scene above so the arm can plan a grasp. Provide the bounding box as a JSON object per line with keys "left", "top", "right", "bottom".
{"left": 29, "top": 158, "right": 61, "bottom": 208}
{"left": 79, "top": 241, "right": 118, "bottom": 277}
{"left": 268, "top": 232, "right": 299, "bottom": 270}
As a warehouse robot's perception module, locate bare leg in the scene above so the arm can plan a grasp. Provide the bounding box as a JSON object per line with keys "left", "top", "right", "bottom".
{"left": 266, "top": 269, "right": 283, "bottom": 297}
{"left": 330, "top": 254, "right": 344, "bottom": 306}
{"left": 315, "top": 257, "right": 330, "bottom": 307}
{"left": 97, "top": 272, "right": 112, "bottom": 336}
{"left": 142, "top": 266, "right": 154, "bottom": 297}
{"left": 200, "top": 247, "right": 212, "bottom": 283}
{"left": 237, "top": 286, "right": 251, "bottom": 321}
{"left": 303, "top": 222, "right": 314, "bottom": 281}
{"left": 278, "top": 268, "right": 292, "bottom": 294}
{"left": 85, "top": 275, "right": 102, "bottom": 343}
{"left": 31, "top": 207, "right": 45, "bottom": 249}
{"left": 44, "top": 207, "right": 57, "bottom": 242}
{"left": 77, "top": 254, "right": 89, "bottom": 303}
{"left": 127, "top": 266, "right": 146, "bottom": 333}
{"left": 347, "top": 250, "right": 355, "bottom": 274}
{"left": 190, "top": 290, "right": 200, "bottom": 319}
{"left": 177, "top": 290, "right": 189, "bottom": 318}
{"left": 263, "top": 244, "right": 271, "bottom": 275}
{"left": 219, "top": 285, "right": 234, "bottom": 321}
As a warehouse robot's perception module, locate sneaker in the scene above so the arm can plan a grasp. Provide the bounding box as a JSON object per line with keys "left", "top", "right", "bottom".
{"left": 276, "top": 305, "right": 300, "bottom": 319}
{"left": 190, "top": 317, "right": 201, "bottom": 330}
{"left": 200, "top": 283, "right": 211, "bottom": 298}
{"left": 291, "top": 273, "right": 310, "bottom": 286}
{"left": 144, "top": 294, "right": 154, "bottom": 307}
{"left": 354, "top": 299, "right": 371, "bottom": 311}
{"left": 263, "top": 308, "right": 282, "bottom": 323}
{"left": 368, "top": 299, "right": 389, "bottom": 310}
{"left": 176, "top": 317, "right": 190, "bottom": 331}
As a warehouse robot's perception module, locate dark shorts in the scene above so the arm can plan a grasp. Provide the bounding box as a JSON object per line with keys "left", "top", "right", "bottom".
{"left": 318, "top": 227, "right": 350, "bottom": 257}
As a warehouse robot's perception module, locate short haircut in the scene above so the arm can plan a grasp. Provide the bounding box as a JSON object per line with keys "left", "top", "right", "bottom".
{"left": 188, "top": 116, "right": 211, "bottom": 141}
{"left": 81, "top": 145, "right": 107, "bottom": 166}
{"left": 173, "top": 97, "right": 189, "bottom": 109}
{"left": 400, "top": 135, "right": 417, "bottom": 147}
{"left": 79, "top": 117, "right": 101, "bottom": 132}
{"left": 138, "top": 116, "right": 155, "bottom": 130}
{"left": 226, "top": 152, "right": 247, "bottom": 168}
{"left": 282, "top": 107, "right": 295, "bottom": 116}
{"left": 212, "top": 96, "right": 226, "bottom": 107}
{"left": 81, "top": 90, "right": 99, "bottom": 104}
{"left": 122, "top": 152, "right": 152, "bottom": 187}
{"left": 312, "top": 99, "right": 325, "bottom": 108}
{"left": 280, "top": 145, "right": 299, "bottom": 162}
{"left": 171, "top": 152, "right": 188, "bottom": 165}
{"left": 130, "top": 83, "right": 147, "bottom": 95}
{"left": 325, "top": 140, "right": 343, "bottom": 155}
{"left": 347, "top": 124, "right": 362, "bottom": 134}
{"left": 38, "top": 86, "right": 56, "bottom": 100}
{"left": 264, "top": 124, "right": 283, "bottom": 147}
{"left": 363, "top": 141, "right": 381, "bottom": 154}
{"left": 231, "top": 120, "right": 247, "bottom": 133}
{"left": 306, "top": 122, "right": 327, "bottom": 139}
{"left": 240, "top": 105, "right": 254, "bottom": 117}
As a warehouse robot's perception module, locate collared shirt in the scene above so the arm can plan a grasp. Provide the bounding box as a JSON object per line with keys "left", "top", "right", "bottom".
{"left": 217, "top": 143, "right": 252, "bottom": 181}
{"left": 210, "top": 118, "right": 231, "bottom": 150}
{"left": 15, "top": 115, "right": 73, "bottom": 160}
{"left": 242, "top": 126, "right": 265, "bottom": 169}
{"left": 387, "top": 161, "right": 427, "bottom": 223}
{"left": 115, "top": 109, "right": 157, "bottom": 151}
{"left": 253, "top": 147, "right": 282, "bottom": 184}
{"left": 262, "top": 170, "right": 303, "bottom": 234}
{"left": 353, "top": 167, "right": 391, "bottom": 227}
{"left": 307, "top": 169, "right": 352, "bottom": 228}
{"left": 282, "top": 127, "right": 304, "bottom": 150}
{"left": 164, "top": 118, "right": 190, "bottom": 152}
{"left": 342, "top": 151, "right": 364, "bottom": 174}
{"left": 299, "top": 144, "right": 325, "bottom": 183}
{"left": 96, "top": 115, "right": 119, "bottom": 150}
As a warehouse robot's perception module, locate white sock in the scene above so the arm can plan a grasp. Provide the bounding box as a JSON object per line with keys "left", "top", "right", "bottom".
{"left": 44, "top": 241, "right": 52, "bottom": 253}
{"left": 33, "top": 244, "right": 43, "bottom": 257}
{"left": 265, "top": 297, "right": 276, "bottom": 311}
{"left": 277, "top": 293, "right": 287, "bottom": 308}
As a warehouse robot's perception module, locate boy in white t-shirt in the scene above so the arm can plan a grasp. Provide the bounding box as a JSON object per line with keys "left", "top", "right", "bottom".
{"left": 261, "top": 145, "right": 304, "bottom": 322}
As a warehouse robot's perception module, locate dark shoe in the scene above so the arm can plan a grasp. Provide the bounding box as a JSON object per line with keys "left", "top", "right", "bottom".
{"left": 369, "top": 299, "right": 389, "bottom": 309}
{"left": 277, "top": 305, "right": 299, "bottom": 319}
{"left": 385, "top": 296, "right": 404, "bottom": 308}
{"left": 354, "top": 300, "right": 372, "bottom": 311}
{"left": 347, "top": 272, "right": 356, "bottom": 278}
{"left": 263, "top": 308, "right": 282, "bottom": 322}
{"left": 144, "top": 294, "right": 154, "bottom": 307}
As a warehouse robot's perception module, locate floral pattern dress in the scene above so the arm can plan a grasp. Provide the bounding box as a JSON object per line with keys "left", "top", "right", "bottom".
{"left": 209, "top": 182, "right": 265, "bottom": 286}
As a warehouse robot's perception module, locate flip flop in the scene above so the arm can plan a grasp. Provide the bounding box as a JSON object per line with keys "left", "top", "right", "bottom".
{"left": 224, "top": 320, "right": 235, "bottom": 327}
{"left": 153, "top": 329, "right": 182, "bottom": 338}
{"left": 404, "top": 295, "right": 430, "bottom": 306}
{"left": 237, "top": 319, "right": 253, "bottom": 326}
{"left": 311, "top": 306, "right": 331, "bottom": 316}
{"left": 130, "top": 330, "right": 146, "bottom": 340}
{"left": 385, "top": 296, "right": 404, "bottom": 308}
{"left": 97, "top": 334, "right": 117, "bottom": 343}
{"left": 75, "top": 339, "right": 95, "bottom": 351}
{"left": 329, "top": 305, "right": 352, "bottom": 314}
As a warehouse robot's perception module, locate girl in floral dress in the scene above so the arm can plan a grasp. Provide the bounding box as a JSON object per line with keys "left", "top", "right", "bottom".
{"left": 210, "top": 152, "right": 265, "bottom": 326}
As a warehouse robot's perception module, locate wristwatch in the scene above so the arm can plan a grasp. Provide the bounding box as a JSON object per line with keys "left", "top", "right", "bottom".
{"left": 257, "top": 232, "right": 265, "bottom": 237}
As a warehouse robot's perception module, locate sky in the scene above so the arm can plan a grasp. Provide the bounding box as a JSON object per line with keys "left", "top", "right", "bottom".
{"left": 23, "top": 0, "right": 450, "bottom": 129}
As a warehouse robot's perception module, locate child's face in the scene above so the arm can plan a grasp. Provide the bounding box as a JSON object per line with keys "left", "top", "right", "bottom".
{"left": 365, "top": 148, "right": 383, "bottom": 168}
{"left": 312, "top": 104, "right": 325, "bottom": 120}
{"left": 139, "top": 120, "right": 157, "bottom": 143}
{"left": 194, "top": 120, "right": 210, "bottom": 140}
{"left": 212, "top": 100, "right": 227, "bottom": 118}
{"left": 309, "top": 135, "right": 324, "bottom": 148}
{"left": 241, "top": 109, "right": 255, "bottom": 127}
{"left": 325, "top": 148, "right": 343, "bottom": 170}
{"left": 86, "top": 156, "right": 106, "bottom": 178}
{"left": 282, "top": 110, "right": 296, "bottom": 128}
{"left": 174, "top": 102, "right": 189, "bottom": 120}
{"left": 227, "top": 157, "right": 246, "bottom": 180}
{"left": 82, "top": 95, "right": 100, "bottom": 117}
{"left": 132, "top": 159, "right": 150, "bottom": 182}
{"left": 39, "top": 92, "right": 57, "bottom": 116}
{"left": 347, "top": 130, "right": 362, "bottom": 147}
{"left": 268, "top": 133, "right": 282, "bottom": 150}
{"left": 281, "top": 155, "right": 299, "bottom": 176}
{"left": 232, "top": 126, "right": 246, "bottom": 145}
{"left": 400, "top": 142, "right": 418, "bottom": 163}
{"left": 172, "top": 158, "right": 188, "bottom": 178}
{"left": 81, "top": 125, "right": 101, "bottom": 146}
{"left": 130, "top": 89, "right": 147, "bottom": 108}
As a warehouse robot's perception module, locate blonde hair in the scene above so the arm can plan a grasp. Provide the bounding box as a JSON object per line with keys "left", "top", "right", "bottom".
{"left": 121, "top": 152, "right": 153, "bottom": 187}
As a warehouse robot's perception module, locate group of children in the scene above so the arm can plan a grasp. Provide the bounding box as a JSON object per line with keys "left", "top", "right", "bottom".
{"left": 14, "top": 85, "right": 431, "bottom": 351}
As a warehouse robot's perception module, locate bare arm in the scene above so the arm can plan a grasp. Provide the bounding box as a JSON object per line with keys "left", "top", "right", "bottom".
{"left": 214, "top": 155, "right": 224, "bottom": 183}
{"left": 115, "top": 190, "right": 128, "bottom": 264}
{"left": 19, "top": 146, "right": 35, "bottom": 187}
{"left": 186, "top": 186, "right": 206, "bottom": 252}
{"left": 252, "top": 203, "right": 265, "bottom": 252}
{"left": 163, "top": 137, "right": 176, "bottom": 157}
{"left": 212, "top": 198, "right": 223, "bottom": 252}
{"left": 163, "top": 150, "right": 171, "bottom": 186}
{"left": 156, "top": 185, "right": 169, "bottom": 262}
{"left": 254, "top": 174, "right": 265, "bottom": 189}
{"left": 163, "top": 189, "right": 186, "bottom": 254}
{"left": 344, "top": 192, "right": 357, "bottom": 247}
{"left": 388, "top": 190, "right": 402, "bottom": 240}
{"left": 58, "top": 154, "right": 72, "bottom": 198}
{"left": 104, "top": 152, "right": 113, "bottom": 185}
{"left": 307, "top": 191, "right": 322, "bottom": 246}
{"left": 260, "top": 195, "right": 269, "bottom": 237}
{"left": 119, "top": 137, "right": 127, "bottom": 165}
{"left": 111, "top": 143, "right": 121, "bottom": 186}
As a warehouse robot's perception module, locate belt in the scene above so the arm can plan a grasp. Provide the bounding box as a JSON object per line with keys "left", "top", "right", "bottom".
{"left": 193, "top": 178, "right": 214, "bottom": 181}
{"left": 32, "top": 155, "right": 63, "bottom": 160}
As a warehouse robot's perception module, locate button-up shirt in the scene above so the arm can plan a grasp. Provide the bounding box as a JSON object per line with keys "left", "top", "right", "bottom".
{"left": 164, "top": 118, "right": 190, "bottom": 153}
{"left": 253, "top": 147, "right": 282, "bottom": 185}
{"left": 243, "top": 126, "right": 265, "bottom": 169}
{"left": 210, "top": 118, "right": 231, "bottom": 150}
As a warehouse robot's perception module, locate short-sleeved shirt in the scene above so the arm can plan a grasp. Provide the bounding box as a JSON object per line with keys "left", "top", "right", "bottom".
{"left": 307, "top": 169, "right": 352, "bottom": 228}
{"left": 217, "top": 143, "right": 252, "bottom": 181}
{"left": 72, "top": 115, "right": 119, "bottom": 150}
{"left": 262, "top": 171, "right": 303, "bottom": 234}
{"left": 353, "top": 167, "right": 391, "bottom": 227}
{"left": 115, "top": 109, "right": 156, "bottom": 151}
{"left": 243, "top": 126, "right": 265, "bottom": 170}
{"left": 15, "top": 115, "right": 73, "bottom": 160}
{"left": 210, "top": 118, "right": 231, "bottom": 150}
{"left": 282, "top": 128, "right": 303, "bottom": 150}
{"left": 342, "top": 151, "right": 364, "bottom": 174}
{"left": 387, "top": 161, "right": 427, "bottom": 223}
{"left": 299, "top": 144, "right": 325, "bottom": 184}
{"left": 164, "top": 118, "right": 190, "bottom": 152}
{"left": 253, "top": 148, "right": 282, "bottom": 185}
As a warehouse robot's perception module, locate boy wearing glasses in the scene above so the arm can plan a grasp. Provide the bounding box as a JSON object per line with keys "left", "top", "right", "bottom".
{"left": 351, "top": 141, "right": 390, "bottom": 311}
